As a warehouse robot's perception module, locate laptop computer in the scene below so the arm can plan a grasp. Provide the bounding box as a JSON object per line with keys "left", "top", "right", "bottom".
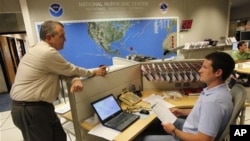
{"left": 91, "top": 94, "right": 140, "bottom": 131}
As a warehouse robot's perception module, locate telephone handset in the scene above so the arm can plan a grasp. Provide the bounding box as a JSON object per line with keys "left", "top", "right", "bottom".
{"left": 119, "top": 89, "right": 141, "bottom": 106}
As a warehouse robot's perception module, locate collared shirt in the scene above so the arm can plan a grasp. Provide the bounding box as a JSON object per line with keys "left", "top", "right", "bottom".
{"left": 182, "top": 83, "right": 233, "bottom": 137}
{"left": 10, "top": 41, "right": 94, "bottom": 103}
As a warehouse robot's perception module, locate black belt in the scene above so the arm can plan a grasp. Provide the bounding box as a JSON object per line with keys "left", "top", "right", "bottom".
{"left": 12, "top": 100, "right": 52, "bottom": 106}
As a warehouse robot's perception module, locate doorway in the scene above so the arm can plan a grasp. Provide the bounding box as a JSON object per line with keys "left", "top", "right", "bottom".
{"left": 0, "top": 43, "right": 10, "bottom": 92}
{"left": 0, "top": 35, "right": 27, "bottom": 92}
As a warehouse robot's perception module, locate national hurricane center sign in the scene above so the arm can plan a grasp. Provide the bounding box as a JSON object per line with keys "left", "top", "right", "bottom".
{"left": 78, "top": 1, "right": 148, "bottom": 14}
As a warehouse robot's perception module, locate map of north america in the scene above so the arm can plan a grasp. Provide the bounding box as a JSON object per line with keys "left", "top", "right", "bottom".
{"left": 56, "top": 18, "right": 178, "bottom": 68}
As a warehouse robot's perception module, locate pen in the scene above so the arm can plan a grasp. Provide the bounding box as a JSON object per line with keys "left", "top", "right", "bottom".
{"left": 151, "top": 102, "right": 158, "bottom": 109}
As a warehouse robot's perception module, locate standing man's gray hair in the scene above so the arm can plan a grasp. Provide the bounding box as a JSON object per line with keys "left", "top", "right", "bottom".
{"left": 39, "top": 20, "right": 64, "bottom": 40}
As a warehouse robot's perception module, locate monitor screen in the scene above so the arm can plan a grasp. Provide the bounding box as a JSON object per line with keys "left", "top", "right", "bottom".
{"left": 91, "top": 94, "right": 121, "bottom": 121}
{"left": 240, "top": 31, "right": 250, "bottom": 40}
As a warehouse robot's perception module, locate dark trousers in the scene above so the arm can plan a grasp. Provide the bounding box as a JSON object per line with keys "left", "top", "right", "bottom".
{"left": 11, "top": 101, "right": 66, "bottom": 141}
{"left": 142, "top": 118, "right": 185, "bottom": 135}
{"left": 134, "top": 118, "right": 185, "bottom": 141}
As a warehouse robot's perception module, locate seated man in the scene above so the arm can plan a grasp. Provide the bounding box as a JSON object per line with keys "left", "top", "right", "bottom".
{"left": 231, "top": 40, "right": 250, "bottom": 87}
{"left": 141, "top": 52, "right": 235, "bottom": 141}
{"left": 232, "top": 41, "right": 250, "bottom": 63}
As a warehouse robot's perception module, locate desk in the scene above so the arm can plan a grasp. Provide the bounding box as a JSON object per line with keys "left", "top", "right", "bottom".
{"left": 81, "top": 90, "right": 198, "bottom": 141}
{"left": 234, "top": 61, "right": 250, "bottom": 74}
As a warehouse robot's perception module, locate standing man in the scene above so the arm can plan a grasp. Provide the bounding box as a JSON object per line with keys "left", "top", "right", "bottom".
{"left": 142, "top": 52, "right": 235, "bottom": 141}
{"left": 10, "top": 20, "right": 107, "bottom": 141}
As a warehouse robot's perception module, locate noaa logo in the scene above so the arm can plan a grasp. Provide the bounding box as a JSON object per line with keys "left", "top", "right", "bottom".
{"left": 49, "top": 3, "right": 63, "bottom": 17}
{"left": 160, "top": 2, "right": 168, "bottom": 14}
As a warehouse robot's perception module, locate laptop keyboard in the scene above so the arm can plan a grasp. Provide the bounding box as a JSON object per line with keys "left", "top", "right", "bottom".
{"left": 116, "top": 115, "right": 139, "bottom": 130}
{"left": 106, "top": 113, "right": 130, "bottom": 126}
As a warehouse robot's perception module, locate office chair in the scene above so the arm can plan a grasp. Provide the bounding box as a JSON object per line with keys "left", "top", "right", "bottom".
{"left": 215, "top": 84, "right": 247, "bottom": 141}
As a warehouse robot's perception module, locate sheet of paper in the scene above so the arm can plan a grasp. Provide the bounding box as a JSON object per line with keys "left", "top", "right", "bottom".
{"left": 151, "top": 100, "right": 177, "bottom": 124}
{"left": 143, "top": 94, "right": 175, "bottom": 108}
{"left": 142, "top": 94, "right": 163, "bottom": 105}
{"left": 55, "top": 103, "right": 70, "bottom": 114}
{"left": 88, "top": 124, "right": 120, "bottom": 141}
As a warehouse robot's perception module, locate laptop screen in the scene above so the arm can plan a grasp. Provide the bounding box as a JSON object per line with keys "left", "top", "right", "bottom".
{"left": 91, "top": 94, "right": 121, "bottom": 121}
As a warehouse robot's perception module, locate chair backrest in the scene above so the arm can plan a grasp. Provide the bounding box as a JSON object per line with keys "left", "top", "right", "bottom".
{"left": 216, "top": 84, "right": 247, "bottom": 141}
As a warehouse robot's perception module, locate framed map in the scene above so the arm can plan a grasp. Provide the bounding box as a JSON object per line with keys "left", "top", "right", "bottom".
{"left": 36, "top": 17, "right": 178, "bottom": 68}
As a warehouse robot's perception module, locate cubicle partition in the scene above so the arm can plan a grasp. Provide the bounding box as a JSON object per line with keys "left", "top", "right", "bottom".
{"left": 67, "top": 63, "right": 142, "bottom": 141}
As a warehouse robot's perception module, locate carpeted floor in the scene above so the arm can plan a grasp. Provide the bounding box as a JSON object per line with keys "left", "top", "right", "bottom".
{"left": 0, "top": 92, "right": 11, "bottom": 112}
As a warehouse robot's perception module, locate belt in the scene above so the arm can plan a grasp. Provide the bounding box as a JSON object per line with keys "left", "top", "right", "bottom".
{"left": 12, "top": 100, "right": 52, "bottom": 106}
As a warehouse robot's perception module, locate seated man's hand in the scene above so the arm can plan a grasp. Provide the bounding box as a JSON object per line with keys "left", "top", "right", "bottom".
{"left": 170, "top": 108, "right": 183, "bottom": 117}
{"left": 170, "top": 108, "right": 191, "bottom": 117}
{"left": 161, "top": 123, "right": 176, "bottom": 135}
{"left": 70, "top": 79, "right": 83, "bottom": 93}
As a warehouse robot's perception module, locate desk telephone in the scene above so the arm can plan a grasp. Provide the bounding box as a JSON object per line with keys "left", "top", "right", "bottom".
{"left": 119, "top": 89, "right": 141, "bottom": 106}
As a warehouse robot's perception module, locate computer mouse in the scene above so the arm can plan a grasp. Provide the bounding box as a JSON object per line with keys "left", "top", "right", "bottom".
{"left": 139, "top": 109, "right": 149, "bottom": 115}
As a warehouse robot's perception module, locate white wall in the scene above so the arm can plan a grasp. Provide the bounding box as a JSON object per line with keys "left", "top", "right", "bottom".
{"left": 20, "top": 0, "right": 230, "bottom": 46}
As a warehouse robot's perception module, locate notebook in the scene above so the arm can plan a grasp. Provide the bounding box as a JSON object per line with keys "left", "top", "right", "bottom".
{"left": 91, "top": 94, "right": 140, "bottom": 131}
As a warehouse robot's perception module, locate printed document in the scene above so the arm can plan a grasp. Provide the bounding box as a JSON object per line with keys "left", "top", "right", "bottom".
{"left": 151, "top": 99, "right": 177, "bottom": 123}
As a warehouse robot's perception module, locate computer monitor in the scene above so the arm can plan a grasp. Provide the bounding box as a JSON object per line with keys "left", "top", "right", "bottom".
{"left": 240, "top": 31, "right": 250, "bottom": 41}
